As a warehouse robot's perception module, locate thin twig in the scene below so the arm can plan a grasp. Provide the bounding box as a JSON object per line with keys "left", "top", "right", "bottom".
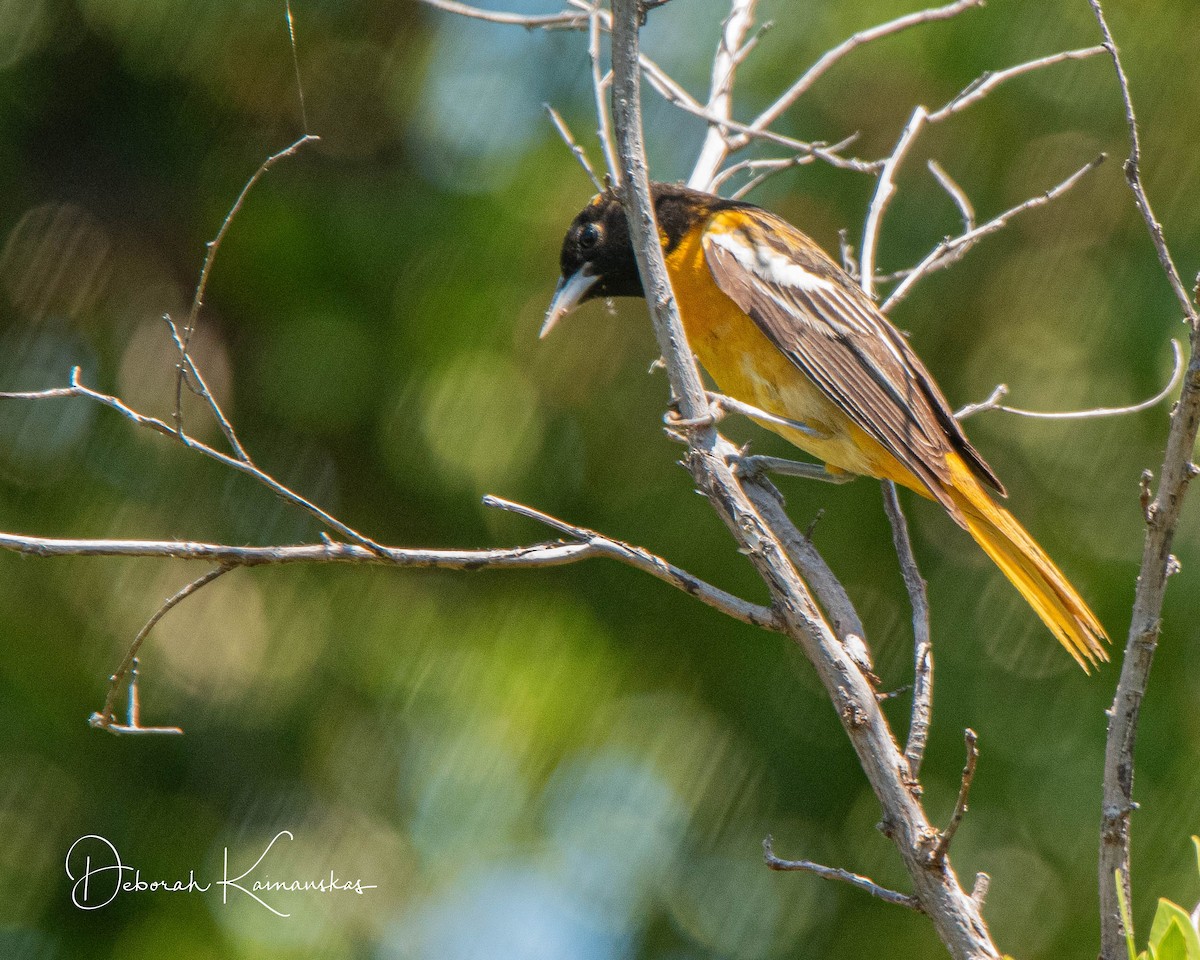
{"left": 932, "top": 729, "right": 979, "bottom": 863}
{"left": 740, "top": 0, "right": 984, "bottom": 142}
{"left": 90, "top": 566, "right": 232, "bottom": 735}
{"left": 647, "top": 76, "right": 877, "bottom": 173}
{"left": 926, "top": 46, "right": 1107, "bottom": 124}
{"left": 284, "top": 0, "right": 309, "bottom": 132}
{"left": 955, "top": 339, "right": 1184, "bottom": 421}
{"left": 927, "top": 160, "right": 974, "bottom": 232}
{"left": 710, "top": 155, "right": 806, "bottom": 193}
{"left": 419, "top": 0, "right": 588, "bottom": 29}
{"left": 588, "top": 7, "right": 619, "bottom": 182}
{"left": 163, "top": 315, "right": 248, "bottom": 462}
{"left": 480, "top": 495, "right": 780, "bottom": 629}
{"left": 881, "top": 154, "right": 1105, "bottom": 312}
{"left": 173, "top": 133, "right": 319, "bottom": 453}
{"left": 689, "top": 0, "right": 760, "bottom": 191}
{"left": 839, "top": 229, "right": 859, "bottom": 279}
{"left": 861, "top": 107, "right": 927, "bottom": 300}
{"left": 544, "top": 104, "right": 603, "bottom": 190}
{"left": 717, "top": 134, "right": 862, "bottom": 199}
{"left": 732, "top": 19, "right": 773, "bottom": 67}
{"left": 581, "top": 9, "right": 877, "bottom": 176}
{"left": 419, "top": 0, "right": 905, "bottom": 180}
{"left": 881, "top": 481, "right": 933, "bottom": 780}
{"left": 180, "top": 134, "right": 319, "bottom": 351}
{"left": 971, "top": 872, "right": 990, "bottom": 907}
{"left": 1090, "top": 2, "right": 1198, "bottom": 329}
{"left": 764, "top": 836, "right": 921, "bottom": 911}
{"left": 93, "top": 659, "right": 184, "bottom": 736}
{"left": 5, "top": 368, "right": 390, "bottom": 556}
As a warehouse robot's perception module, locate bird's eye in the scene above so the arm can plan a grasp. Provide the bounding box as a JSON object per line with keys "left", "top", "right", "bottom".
{"left": 579, "top": 222, "right": 602, "bottom": 250}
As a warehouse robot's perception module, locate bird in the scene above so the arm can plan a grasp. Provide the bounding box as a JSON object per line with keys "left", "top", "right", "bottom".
{"left": 542, "top": 183, "right": 1108, "bottom": 670}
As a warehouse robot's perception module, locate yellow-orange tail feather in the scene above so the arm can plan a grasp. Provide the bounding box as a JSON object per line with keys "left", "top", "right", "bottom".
{"left": 944, "top": 455, "right": 1109, "bottom": 671}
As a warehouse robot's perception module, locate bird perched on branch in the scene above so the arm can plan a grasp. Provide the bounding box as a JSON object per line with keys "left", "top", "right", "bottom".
{"left": 543, "top": 183, "right": 1108, "bottom": 670}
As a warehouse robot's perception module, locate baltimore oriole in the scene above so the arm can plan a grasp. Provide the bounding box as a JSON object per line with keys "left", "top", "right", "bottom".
{"left": 543, "top": 184, "right": 1108, "bottom": 669}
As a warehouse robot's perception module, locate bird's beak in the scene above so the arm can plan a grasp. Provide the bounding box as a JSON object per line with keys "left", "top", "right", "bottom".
{"left": 541, "top": 264, "right": 598, "bottom": 339}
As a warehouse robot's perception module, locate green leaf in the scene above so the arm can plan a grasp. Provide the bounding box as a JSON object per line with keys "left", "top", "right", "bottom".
{"left": 1192, "top": 836, "right": 1200, "bottom": 878}
{"left": 1149, "top": 899, "right": 1200, "bottom": 960}
{"left": 1150, "top": 919, "right": 1190, "bottom": 960}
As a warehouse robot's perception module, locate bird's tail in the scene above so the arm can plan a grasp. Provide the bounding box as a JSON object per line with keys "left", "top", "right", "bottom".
{"left": 944, "top": 454, "right": 1109, "bottom": 671}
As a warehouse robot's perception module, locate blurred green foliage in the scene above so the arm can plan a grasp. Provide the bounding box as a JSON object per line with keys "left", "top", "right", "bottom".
{"left": 0, "top": 0, "right": 1198, "bottom": 958}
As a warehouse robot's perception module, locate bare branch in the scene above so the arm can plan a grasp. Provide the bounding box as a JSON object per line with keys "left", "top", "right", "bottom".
{"left": 610, "top": 3, "right": 711, "bottom": 422}
{"left": 1089, "top": 0, "right": 1199, "bottom": 330}
{"left": 881, "top": 154, "right": 1105, "bottom": 312}
{"left": 715, "top": 134, "right": 862, "bottom": 199}
{"left": 544, "top": 103, "right": 604, "bottom": 191}
{"left": 555, "top": 2, "right": 878, "bottom": 178}
{"left": 96, "top": 659, "right": 184, "bottom": 736}
{"left": 933, "top": 729, "right": 980, "bottom": 863}
{"left": 647, "top": 76, "right": 878, "bottom": 173}
{"left": 2, "top": 369, "right": 390, "bottom": 556}
{"left": 480, "top": 495, "right": 781, "bottom": 629}
{"left": 419, "top": 0, "right": 588, "bottom": 29}
{"left": 90, "top": 566, "right": 231, "bottom": 735}
{"left": 861, "top": 106, "right": 927, "bottom": 300}
{"left": 732, "top": 18, "right": 773, "bottom": 67}
{"left": 927, "top": 159, "right": 974, "bottom": 232}
{"left": 611, "top": 3, "right": 999, "bottom": 954}
{"left": 179, "top": 133, "right": 319, "bottom": 352}
{"left": 737, "top": 472, "right": 870, "bottom": 655}
{"left": 164, "top": 315, "right": 246, "bottom": 461}
{"left": 173, "top": 133, "right": 319, "bottom": 454}
{"left": 728, "top": 160, "right": 808, "bottom": 200}
{"left": 882, "top": 481, "right": 934, "bottom": 779}
{"left": 0, "top": 513, "right": 779, "bottom": 633}
{"left": 926, "top": 46, "right": 1107, "bottom": 124}
{"left": 764, "top": 836, "right": 922, "bottom": 910}
{"left": 0, "top": 530, "right": 560, "bottom": 565}
{"left": 839, "top": 228, "right": 859, "bottom": 279}
{"left": 710, "top": 155, "right": 804, "bottom": 193}
{"left": 956, "top": 339, "right": 1184, "bottom": 421}
{"left": 689, "top": 0, "right": 759, "bottom": 191}
{"left": 740, "top": 0, "right": 984, "bottom": 142}
{"left": 1090, "top": 4, "right": 1200, "bottom": 956}
{"left": 588, "top": 8, "right": 620, "bottom": 182}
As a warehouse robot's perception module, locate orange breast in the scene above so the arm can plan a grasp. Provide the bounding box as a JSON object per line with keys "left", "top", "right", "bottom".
{"left": 661, "top": 220, "right": 927, "bottom": 494}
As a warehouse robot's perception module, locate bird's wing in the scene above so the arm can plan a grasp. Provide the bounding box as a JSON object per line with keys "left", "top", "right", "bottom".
{"left": 702, "top": 208, "right": 1003, "bottom": 501}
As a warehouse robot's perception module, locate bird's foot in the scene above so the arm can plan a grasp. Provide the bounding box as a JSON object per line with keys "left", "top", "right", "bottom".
{"left": 731, "top": 453, "right": 855, "bottom": 485}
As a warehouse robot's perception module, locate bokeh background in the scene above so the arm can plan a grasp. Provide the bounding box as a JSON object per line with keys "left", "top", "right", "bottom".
{"left": 1, "top": 0, "right": 1198, "bottom": 957}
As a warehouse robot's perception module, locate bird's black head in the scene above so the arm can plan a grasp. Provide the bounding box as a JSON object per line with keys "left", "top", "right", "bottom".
{"left": 542, "top": 183, "right": 739, "bottom": 337}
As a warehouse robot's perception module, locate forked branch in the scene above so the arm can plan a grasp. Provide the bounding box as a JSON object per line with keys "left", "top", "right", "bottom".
{"left": 609, "top": 2, "right": 998, "bottom": 957}
{"left": 1089, "top": 4, "right": 1200, "bottom": 958}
